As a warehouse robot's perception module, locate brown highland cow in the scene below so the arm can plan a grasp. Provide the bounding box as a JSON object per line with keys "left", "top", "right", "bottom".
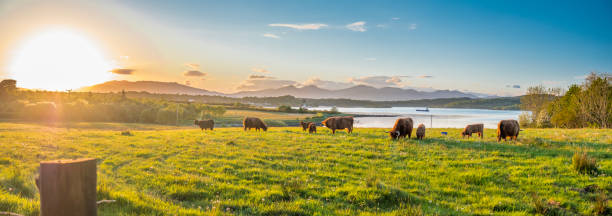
{"left": 321, "top": 116, "right": 354, "bottom": 134}
{"left": 387, "top": 118, "right": 413, "bottom": 139}
{"left": 497, "top": 120, "right": 519, "bottom": 141}
{"left": 416, "top": 123, "right": 426, "bottom": 140}
{"left": 194, "top": 119, "right": 214, "bottom": 131}
{"left": 462, "top": 123, "right": 484, "bottom": 139}
{"left": 308, "top": 122, "right": 317, "bottom": 134}
{"left": 243, "top": 117, "right": 267, "bottom": 131}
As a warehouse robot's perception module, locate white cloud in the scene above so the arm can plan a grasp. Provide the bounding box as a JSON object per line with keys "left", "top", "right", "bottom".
{"left": 249, "top": 74, "right": 272, "bottom": 79}
{"left": 109, "top": 68, "right": 135, "bottom": 75}
{"left": 269, "top": 23, "right": 328, "bottom": 30}
{"left": 185, "top": 63, "right": 200, "bottom": 69}
{"left": 236, "top": 75, "right": 298, "bottom": 91}
{"left": 184, "top": 70, "right": 206, "bottom": 77}
{"left": 235, "top": 75, "right": 435, "bottom": 91}
{"left": 391, "top": 17, "right": 400, "bottom": 21}
{"left": 251, "top": 67, "right": 270, "bottom": 73}
{"left": 349, "top": 75, "right": 409, "bottom": 88}
{"left": 409, "top": 23, "right": 417, "bottom": 30}
{"left": 376, "top": 24, "right": 387, "bottom": 28}
{"left": 302, "top": 77, "right": 354, "bottom": 90}
{"left": 262, "top": 33, "right": 280, "bottom": 39}
{"left": 346, "top": 21, "right": 367, "bottom": 32}
{"left": 418, "top": 75, "right": 433, "bottom": 78}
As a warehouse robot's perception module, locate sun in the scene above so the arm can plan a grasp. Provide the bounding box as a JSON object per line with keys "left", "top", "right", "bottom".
{"left": 9, "top": 29, "right": 115, "bottom": 91}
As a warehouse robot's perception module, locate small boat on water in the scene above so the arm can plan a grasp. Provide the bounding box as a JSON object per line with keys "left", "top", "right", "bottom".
{"left": 416, "top": 107, "right": 430, "bottom": 112}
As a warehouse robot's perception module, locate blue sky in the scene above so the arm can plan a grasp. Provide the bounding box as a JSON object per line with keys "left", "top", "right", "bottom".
{"left": 1, "top": 0, "right": 610, "bottom": 95}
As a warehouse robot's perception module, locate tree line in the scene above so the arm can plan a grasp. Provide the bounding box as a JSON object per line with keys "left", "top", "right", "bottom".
{"left": 520, "top": 72, "right": 611, "bottom": 128}
{"left": 0, "top": 88, "right": 226, "bottom": 125}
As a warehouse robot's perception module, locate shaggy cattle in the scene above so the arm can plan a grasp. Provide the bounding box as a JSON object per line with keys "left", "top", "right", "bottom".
{"left": 321, "top": 116, "right": 354, "bottom": 134}
{"left": 194, "top": 120, "right": 214, "bottom": 131}
{"left": 416, "top": 124, "right": 426, "bottom": 140}
{"left": 497, "top": 120, "right": 520, "bottom": 141}
{"left": 462, "top": 123, "right": 484, "bottom": 139}
{"left": 308, "top": 122, "right": 317, "bottom": 134}
{"left": 300, "top": 121, "right": 312, "bottom": 131}
{"left": 386, "top": 118, "right": 413, "bottom": 139}
{"left": 243, "top": 117, "right": 267, "bottom": 131}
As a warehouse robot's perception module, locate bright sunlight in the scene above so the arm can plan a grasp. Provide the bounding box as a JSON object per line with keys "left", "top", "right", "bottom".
{"left": 8, "top": 29, "right": 115, "bottom": 91}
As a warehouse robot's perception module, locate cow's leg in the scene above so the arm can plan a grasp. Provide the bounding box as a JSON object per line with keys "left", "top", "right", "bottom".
{"left": 332, "top": 129, "right": 336, "bottom": 134}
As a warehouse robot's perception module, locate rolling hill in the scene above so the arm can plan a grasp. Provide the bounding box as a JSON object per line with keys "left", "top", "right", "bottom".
{"left": 77, "top": 80, "right": 223, "bottom": 95}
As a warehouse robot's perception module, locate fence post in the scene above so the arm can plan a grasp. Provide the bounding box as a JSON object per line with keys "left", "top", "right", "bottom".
{"left": 38, "top": 158, "right": 97, "bottom": 216}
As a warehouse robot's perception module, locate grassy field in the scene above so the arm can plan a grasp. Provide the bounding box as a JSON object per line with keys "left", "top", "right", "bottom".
{"left": 0, "top": 122, "right": 610, "bottom": 215}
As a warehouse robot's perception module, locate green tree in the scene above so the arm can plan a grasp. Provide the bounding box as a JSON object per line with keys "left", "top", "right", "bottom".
{"left": 549, "top": 85, "right": 582, "bottom": 128}
{"left": 577, "top": 72, "right": 611, "bottom": 128}
{"left": 520, "top": 85, "right": 559, "bottom": 127}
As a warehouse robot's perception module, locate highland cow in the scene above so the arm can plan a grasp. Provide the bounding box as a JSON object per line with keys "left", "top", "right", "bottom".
{"left": 497, "top": 120, "right": 520, "bottom": 142}
{"left": 321, "top": 116, "right": 354, "bottom": 134}
{"left": 194, "top": 119, "right": 214, "bottom": 131}
{"left": 300, "top": 121, "right": 312, "bottom": 131}
{"left": 462, "top": 123, "right": 484, "bottom": 139}
{"left": 386, "top": 118, "right": 413, "bottom": 139}
{"left": 243, "top": 117, "right": 267, "bottom": 131}
{"left": 308, "top": 122, "right": 317, "bottom": 134}
{"left": 416, "top": 123, "right": 426, "bottom": 140}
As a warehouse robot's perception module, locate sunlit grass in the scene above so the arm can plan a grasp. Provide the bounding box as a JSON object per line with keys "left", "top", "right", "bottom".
{"left": 0, "top": 123, "right": 610, "bottom": 215}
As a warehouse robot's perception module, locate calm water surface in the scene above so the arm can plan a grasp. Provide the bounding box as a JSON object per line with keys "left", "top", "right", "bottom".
{"left": 309, "top": 107, "right": 524, "bottom": 128}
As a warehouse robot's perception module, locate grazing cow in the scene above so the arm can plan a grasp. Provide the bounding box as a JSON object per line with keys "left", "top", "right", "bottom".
{"left": 243, "top": 117, "right": 267, "bottom": 131}
{"left": 308, "top": 122, "right": 317, "bottom": 134}
{"left": 194, "top": 119, "right": 214, "bottom": 131}
{"left": 386, "top": 118, "right": 413, "bottom": 139}
{"left": 497, "top": 120, "right": 520, "bottom": 142}
{"left": 300, "top": 121, "right": 312, "bottom": 131}
{"left": 416, "top": 124, "right": 426, "bottom": 140}
{"left": 462, "top": 123, "right": 484, "bottom": 139}
{"left": 321, "top": 116, "right": 354, "bottom": 134}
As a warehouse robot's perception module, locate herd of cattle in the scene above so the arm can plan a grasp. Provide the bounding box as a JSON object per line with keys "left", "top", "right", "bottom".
{"left": 195, "top": 116, "right": 521, "bottom": 142}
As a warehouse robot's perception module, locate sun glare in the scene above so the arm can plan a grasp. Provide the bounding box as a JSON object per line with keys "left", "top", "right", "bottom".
{"left": 9, "top": 29, "right": 115, "bottom": 91}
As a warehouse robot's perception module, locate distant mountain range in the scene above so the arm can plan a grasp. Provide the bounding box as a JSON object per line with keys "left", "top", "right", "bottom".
{"left": 79, "top": 80, "right": 487, "bottom": 101}
{"left": 231, "top": 85, "right": 479, "bottom": 101}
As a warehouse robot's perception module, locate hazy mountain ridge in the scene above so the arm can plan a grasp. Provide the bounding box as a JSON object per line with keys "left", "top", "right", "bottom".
{"left": 78, "top": 80, "right": 223, "bottom": 95}
{"left": 232, "top": 84, "right": 479, "bottom": 101}
{"left": 79, "top": 80, "right": 484, "bottom": 101}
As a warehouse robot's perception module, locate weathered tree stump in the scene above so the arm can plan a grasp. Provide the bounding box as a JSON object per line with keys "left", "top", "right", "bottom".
{"left": 38, "top": 158, "right": 97, "bottom": 216}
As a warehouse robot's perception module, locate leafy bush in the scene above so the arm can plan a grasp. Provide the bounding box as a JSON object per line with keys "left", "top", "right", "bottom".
{"left": 572, "top": 151, "right": 598, "bottom": 175}
{"left": 277, "top": 105, "right": 293, "bottom": 112}
{"left": 519, "top": 112, "right": 533, "bottom": 128}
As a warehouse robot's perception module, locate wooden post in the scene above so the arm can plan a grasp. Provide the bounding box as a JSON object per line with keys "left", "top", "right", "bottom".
{"left": 38, "top": 158, "right": 97, "bottom": 216}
